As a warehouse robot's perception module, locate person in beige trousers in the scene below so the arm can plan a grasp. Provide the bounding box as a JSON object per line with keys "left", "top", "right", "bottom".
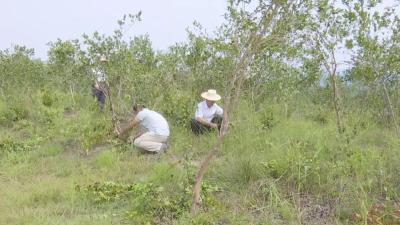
{"left": 115, "top": 104, "right": 170, "bottom": 153}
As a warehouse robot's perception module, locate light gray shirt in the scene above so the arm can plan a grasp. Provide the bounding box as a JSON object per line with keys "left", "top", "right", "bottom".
{"left": 135, "top": 109, "right": 170, "bottom": 136}
{"left": 195, "top": 101, "right": 223, "bottom": 122}
{"left": 92, "top": 68, "right": 107, "bottom": 82}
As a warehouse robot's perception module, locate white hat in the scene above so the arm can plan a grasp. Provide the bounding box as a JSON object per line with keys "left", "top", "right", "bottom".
{"left": 100, "top": 55, "right": 108, "bottom": 62}
{"left": 201, "top": 89, "right": 221, "bottom": 101}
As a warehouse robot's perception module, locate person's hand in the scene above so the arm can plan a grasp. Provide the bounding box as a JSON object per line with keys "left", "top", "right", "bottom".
{"left": 114, "top": 126, "right": 121, "bottom": 137}
{"left": 132, "top": 133, "right": 143, "bottom": 142}
{"left": 210, "top": 123, "right": 218, "bottom": 129}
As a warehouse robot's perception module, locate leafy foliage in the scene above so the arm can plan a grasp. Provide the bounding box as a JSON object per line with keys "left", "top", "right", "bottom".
{"left": 77, "top": 180, "right": 219, "bottom": 224}
{"left": 0, "top": 0, "right": 400, "bottom": 224}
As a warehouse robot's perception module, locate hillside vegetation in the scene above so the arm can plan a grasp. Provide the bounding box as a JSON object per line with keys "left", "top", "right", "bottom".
{"left": 1, "top": 1, "right": 399, "bottom": 224}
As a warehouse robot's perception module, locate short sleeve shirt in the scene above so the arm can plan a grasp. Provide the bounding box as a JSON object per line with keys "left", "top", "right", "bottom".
{"left": 92, "top": 68, "right": 107, "bottom": 82}
{"left": 195, "top": 101, "right": 223, "bottom": 122}
{"left": 135, "top": 109, "right": 170, "bottom": 136}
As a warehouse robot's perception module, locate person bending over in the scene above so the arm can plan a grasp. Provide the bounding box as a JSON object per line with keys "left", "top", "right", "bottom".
{"left": 115, "top": 104, "right": 170, "bottom": 153}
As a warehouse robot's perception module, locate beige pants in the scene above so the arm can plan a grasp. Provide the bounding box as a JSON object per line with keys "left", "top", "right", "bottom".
{"left": 133, "top": 132, "right": 168, "bottom": 153}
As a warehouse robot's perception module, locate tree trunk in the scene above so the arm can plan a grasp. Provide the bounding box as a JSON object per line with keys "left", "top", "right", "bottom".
{"left": 190, "top": 120, "right": 228, "bottom": 214}
{"left": 382, "top": 81, "right": 400, "bottom": 137}
{"left": 190, "top": 2, "right": 280, "bottom": 214}
{"left": 69, "top": 83, "right": 76, "bottom": 106}
{"left": 331, "top": 71, "right": 344, "bottom": 134}
{"left": 323, "top": 51, "right": 344, "bottom": 134}
{"left": 117, "top": 76, "right": 123, "bottom": 98}
{"left": 105, "top": 81, "right": 119, "bottom": 129}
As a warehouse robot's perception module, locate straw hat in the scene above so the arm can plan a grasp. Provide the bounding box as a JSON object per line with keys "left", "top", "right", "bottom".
{"left": 100, "top": 55, "right": 108, "bottom": 62}
{"left": 96, "top": 76, "right": 106, "bottom": 82}
{"left": 201, "top": 89, "right": 221, "bottom": 101}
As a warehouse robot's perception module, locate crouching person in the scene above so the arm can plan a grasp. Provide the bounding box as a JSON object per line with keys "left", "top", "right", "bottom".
{"left": 191, "top": 89, "right": 223, "bottom": 135}
{"left": 115, "top": 104, "right": 170, "bottom": 153}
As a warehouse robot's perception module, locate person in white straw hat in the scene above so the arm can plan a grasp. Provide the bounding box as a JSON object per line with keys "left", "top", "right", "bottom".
{"left": 190, "top": 89, "right": 223, "bottom": 135}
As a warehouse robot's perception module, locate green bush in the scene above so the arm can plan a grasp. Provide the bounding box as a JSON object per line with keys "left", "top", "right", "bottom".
{"left": 36, "top": 107, "right": 60, "bottom": 125}
{"left": 0, "top": 105, "right": 29, "bottom": 124}
{"left": 306, "top": 107, "right": 329, "bottom": 124}
{"left": 0, "top": 137, "right": 33, "bottom": 154}
{"left": 261, "top": 159, "right": 286, "bottom": 179}
{"left": 41, "top": 89, "right": 57, "bottom": 107}
{"left": 259, "top": 107, "right": 278, "bottom": 130}
{"left": 12, "top": 105, "right": 29, "bottom": 121}
{"left": 78, "top": 179, "right": 219, "bottom": 224}
{"left": 161, "top": 90, "right": 194, "bottom": 127}
{"left": 80, "top": 114, "right": 112, "bottom": 152}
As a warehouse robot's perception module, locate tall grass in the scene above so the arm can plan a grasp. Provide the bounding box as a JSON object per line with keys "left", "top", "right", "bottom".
{"left": 1, "top": 90, "right": 399, "bottom": 224}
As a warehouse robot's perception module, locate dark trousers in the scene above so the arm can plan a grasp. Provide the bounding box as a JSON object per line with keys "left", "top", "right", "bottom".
{"left": 190, "top": 116, "right": 222, "bottom": 135}
{"left": 92, "top": 87, "right": 106, "bottom": 110}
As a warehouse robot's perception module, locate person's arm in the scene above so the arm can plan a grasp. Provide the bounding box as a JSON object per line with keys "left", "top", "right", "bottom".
{"left": 206, "top": 105, "right": 223, "bottom": 129}
{"left": 195, "top": 106, "right": 218, "bottom": 129}
{"left": 195, "top": 117, "right": 217, "bottom": 128}
{"left": 115, "top": 118, "right": 140, "bottom": 140}
{"left": 195, "top": 104, "right": 214, "bottom": 127}
{"left": 132, "top": 130, "right": 145, "bottom": 141}
{"left": 215, "top": 104, "right": 223, "bottom": 116}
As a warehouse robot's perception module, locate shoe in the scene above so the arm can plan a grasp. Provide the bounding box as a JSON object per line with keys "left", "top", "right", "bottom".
{"left": 160, "top": 143, "right": 169, "bottom": 153}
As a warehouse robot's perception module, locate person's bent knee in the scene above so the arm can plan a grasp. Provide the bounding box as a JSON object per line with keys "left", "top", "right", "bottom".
{"left": 133, "top": 139, "right": 151, "bottom": 152}
{"left": 190, "top": 119, "right": 201, "bottom": 134}
{"left": 191, "top": 118, "right": 199, "bottom": 126}
{"left": 190, "top": 119, "right": 198, "bottom": 130}
{"left": 211, "top": 115, "right": 222, "bottom": 124}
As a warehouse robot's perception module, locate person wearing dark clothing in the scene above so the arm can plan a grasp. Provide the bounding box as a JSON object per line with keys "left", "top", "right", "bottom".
{"left": 91, "top": 55, "right": 108, "bottom": 110}
{"left": 92, "top": 83, "right": 106, "bottom": 110}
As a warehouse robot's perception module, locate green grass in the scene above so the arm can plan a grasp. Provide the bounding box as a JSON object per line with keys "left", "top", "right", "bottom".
{"left": 0, "top": 91, "right": 399, "bottom": 224}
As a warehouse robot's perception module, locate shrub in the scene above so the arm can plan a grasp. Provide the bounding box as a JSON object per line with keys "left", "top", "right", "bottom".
{"left": 0, "top": 105, "right": 29, "bottom": 124}
{"left": 0, "top": 137, "right": 33, "bottom": 155}
{"left": 77, "top": 179, "right": 219, "bottom": 224}
{"left": 259, "top": 107, "right": 278, "bottom": 130}
{"left": 81, "top": 114, "right": 112, "bottom": 152}
{"left": 37, "top": 107, "right": 60, "bottom": 125}
{"left": 306, "top": 107, "right": 329, "bottom": 124}
{"left": 41, "top": 89, "right": 57, "bottom": 107}
{"left": 161, "top": 90, "right": 194, "bottom": 127}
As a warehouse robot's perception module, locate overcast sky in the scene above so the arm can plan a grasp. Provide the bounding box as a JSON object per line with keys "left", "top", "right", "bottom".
{"left": 1, "top": 0, "right": 399, "bottom": 60}
{"left": 1, "top": 0, "right": 227, "bottom": 59}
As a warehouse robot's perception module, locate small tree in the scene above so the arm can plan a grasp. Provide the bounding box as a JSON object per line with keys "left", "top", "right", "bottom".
{"left": 349, "top": 2, "right": 400, "bottom": 136}
{"left": 191, "top": 0, "right": 313, "bottom": 214}
{"left": 306, "top": 0, "right": 361, "bottom": 134}
{"left": 47, "top": 39, "right": 85, "bottom": 105}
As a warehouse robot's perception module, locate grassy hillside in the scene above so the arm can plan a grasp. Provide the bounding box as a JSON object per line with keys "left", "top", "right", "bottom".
{"left": 1, "top": 90, "right": 399, "bottom": 225}
{"left": 1, "top": 2, "right": 400, "bottom": 223}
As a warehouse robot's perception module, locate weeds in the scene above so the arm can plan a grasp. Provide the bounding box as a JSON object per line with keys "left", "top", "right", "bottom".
{"left": 77, "top": 179, "right": 220, "bottom": 224}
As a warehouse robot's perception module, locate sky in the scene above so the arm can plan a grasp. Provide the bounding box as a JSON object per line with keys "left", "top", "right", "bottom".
{"left": 1, "top": 0, "right": 398, "bottom": 61}
{"left": 0, "top": 0, "right": 227, "bottom": 59}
